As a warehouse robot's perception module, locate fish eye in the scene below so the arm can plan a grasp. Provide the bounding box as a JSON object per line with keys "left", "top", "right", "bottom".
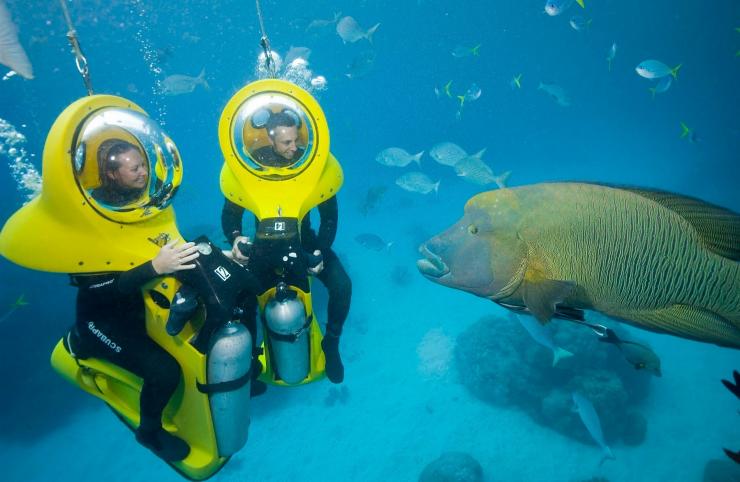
{"left": 468, "top": 225, "right": 478, "bottom": 235}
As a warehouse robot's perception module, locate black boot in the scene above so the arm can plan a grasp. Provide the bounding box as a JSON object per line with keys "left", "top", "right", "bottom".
{"left": 136, "top": 417, "right": 190, "bottom": 461}
{"left": 321, "top": 333, "right": 344, "bottom": 384}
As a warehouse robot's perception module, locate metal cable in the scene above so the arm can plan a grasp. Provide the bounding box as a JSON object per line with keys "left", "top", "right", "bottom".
{"left": 59, "top": 0, "right": 93, "bottom": 95}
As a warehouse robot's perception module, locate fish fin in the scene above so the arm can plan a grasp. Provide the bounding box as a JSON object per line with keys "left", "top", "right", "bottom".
{"left": 606, "top": 305, "right": 740, "bottom": 348}
{"left": 521, "top": 273, "right": 576, "bottom": 324}
{"left": 472, "top": 148, "right": 487, "bottom": 160}
{"left": 671, "top": 63, "right": 682, "bottom": 80}
{"left": 576, "top": 0, "right": 586, "bottom": 8}
{"left": 723, "top": 448, "right": 740, "bottom": 464}
{"left": 603, "top": 185, "right": 740, "bottom": 261}
{"left": 433, "top": 181, "right": 440, "bottom": 195}
{"left": 552, "top": 347, "right": 573, "bottom": 366}
{"left": 366, "top": 23, "right": 381, "bottom": 44}
{"left": 721, "top": 370, "right": 740, "bottom": 399}
{"left": 494, "top": 170, "right": 511, "bottom": 189}
{"left": 598, "top": 448, "right": 615, "bottom": 467}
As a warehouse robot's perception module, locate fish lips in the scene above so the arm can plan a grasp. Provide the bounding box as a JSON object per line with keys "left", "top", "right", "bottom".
{"left": 416, "top": 244, "right": 451, "bottom": 279}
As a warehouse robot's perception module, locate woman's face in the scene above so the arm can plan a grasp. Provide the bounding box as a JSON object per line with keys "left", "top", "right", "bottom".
{"left": 109, "top": 148, "right": 148, "bottom": 190}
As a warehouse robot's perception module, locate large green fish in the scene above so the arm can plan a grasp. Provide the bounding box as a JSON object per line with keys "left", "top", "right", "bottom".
{"left": 417, "top": 183, "right": 740, "bottom": 348}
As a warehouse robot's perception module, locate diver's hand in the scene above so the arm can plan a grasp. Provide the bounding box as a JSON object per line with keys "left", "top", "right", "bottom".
{"left": 231, "top": 236, "right": 251, "bottom": 263}
{"left": 152, "top": 239, "right": 200, "bottom": 274}
{"left": 307, "top": 250, "right": 324, "bottom": 275}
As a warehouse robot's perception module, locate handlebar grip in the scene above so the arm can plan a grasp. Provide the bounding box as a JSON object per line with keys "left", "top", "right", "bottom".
{"left": 237, "top": 240, "right": 253, "bottom": 257}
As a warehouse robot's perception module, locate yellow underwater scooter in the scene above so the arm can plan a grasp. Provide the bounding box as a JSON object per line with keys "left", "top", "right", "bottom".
{"left": 219, "top": 78, "right": 344, "bottom": 386}
{"left": 0, "top": 95, "right": 256, "bottom": 480}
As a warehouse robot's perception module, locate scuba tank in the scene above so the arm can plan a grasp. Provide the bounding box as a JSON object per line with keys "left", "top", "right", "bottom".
{"left": 204, "top": 322, "right": 253, "bottom": 457}
{"left": 263, "top": 282, "right": 310, "bottom": 384}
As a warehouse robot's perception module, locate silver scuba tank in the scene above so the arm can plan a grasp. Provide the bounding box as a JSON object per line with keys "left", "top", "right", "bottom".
{"left": 264, "top": 291, "right": 309, "bottom": 384}
{"left": 206, "top": 322, "right": 253, "bottom": 457}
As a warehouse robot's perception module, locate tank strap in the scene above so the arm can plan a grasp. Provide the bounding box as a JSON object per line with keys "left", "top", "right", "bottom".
{"left": 266, "top": 314, "right": 313, "bottom": 343}
{"left": 197, "top": 371, "right": 251, "bottom": 394}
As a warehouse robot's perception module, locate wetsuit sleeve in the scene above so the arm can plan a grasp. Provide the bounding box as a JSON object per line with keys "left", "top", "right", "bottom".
{"left": 117, "top": 262, "right": 159, "bottom": 294}
{"left": 72, "top": 261, "right": 158, "bottom": 297}
{"left": 222, "top": 199, "right": 245, "bottom": 245}
{"left": 315, "top": 196, "right": 339, "bottom": 251}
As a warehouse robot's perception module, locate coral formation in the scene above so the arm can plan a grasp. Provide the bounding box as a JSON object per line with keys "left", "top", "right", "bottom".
{"left": 455, "top": 314, "right": 652, "bottom": 447}
{"left": 418, "top": 452, "right": 484, "bottom": 482}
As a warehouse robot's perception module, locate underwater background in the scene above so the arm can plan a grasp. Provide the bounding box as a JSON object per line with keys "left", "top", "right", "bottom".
{"left": 1, "top": 0, "right": 739, "bottom": 481}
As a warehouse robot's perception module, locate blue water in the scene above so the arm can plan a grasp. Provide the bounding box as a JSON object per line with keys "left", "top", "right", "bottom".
{"left": 1, "top": 1, "right": 739, "bottom": 481}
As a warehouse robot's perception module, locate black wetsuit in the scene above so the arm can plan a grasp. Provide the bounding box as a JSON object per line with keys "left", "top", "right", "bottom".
{"left": 251, "top": 145, "right": 305, "bottom": 167}
{"left": 221, "top": 196, "right": 352, "bottom": 339}
{"left": 68, "top": 262, "right": 180, "bottom": 425}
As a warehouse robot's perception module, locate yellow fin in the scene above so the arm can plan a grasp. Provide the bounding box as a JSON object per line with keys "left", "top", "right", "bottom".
{"left": 522, "top": 270, "right": 576, "bottom": 324}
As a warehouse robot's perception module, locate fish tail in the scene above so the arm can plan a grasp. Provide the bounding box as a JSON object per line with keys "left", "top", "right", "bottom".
{"left": 680, "top": 121, "right": 691, "bottom": 138}
{"left": 552, "top": 347, "right": 574, "bottom": 366}
{"left": 607, "top": 58, "right": 612, "bottom": 71}
{"left": 413, "top": 151, "right": 424, "bottom": 166}
{"left": 649, "top": 86, "right": 657, "bottom": 99}
{"left": 444, "top": 80, "right": 453, "bottom": 97}
{"left": 333, "top": 12, "right": 342, "bottom": 22}
{"left": 456, "top": 95, "right": 465, "bottom": 108}
{"left": 598, "top": 447, "right": 615, "bottom": 466}
{"left": 671, "top": 63, "right": 682, "bottom": 80}
{"left": 433, "top": 181, "right": 441, "bottom": 195}
{"left": 471, "top": 44, "right": 481, "bottom": 56}
{"left": 386, "top": 241, "right": 394, "bottom": 252}
{"left": 366, "top": 23, "right": 381, "bottom": 44}
{"left": 494, "top": 170, "right": 511, "bottom": 189}
{"left": 576, "top": 0, "right": 586, "bottom": 8}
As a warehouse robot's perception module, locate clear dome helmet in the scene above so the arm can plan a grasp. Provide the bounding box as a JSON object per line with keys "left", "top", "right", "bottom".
{"left": 231, "top": 92, "right": 315, "bottom": 180}
{"left": 73, "top": 107, "right": 183, "bottom": 223}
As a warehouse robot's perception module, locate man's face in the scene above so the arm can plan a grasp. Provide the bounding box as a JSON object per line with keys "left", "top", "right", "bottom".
{"left": 269, "top": 125, "right": 299, "bottom": 161}
{"left": 109, "top": 148, "right": 148, "bottom": 190}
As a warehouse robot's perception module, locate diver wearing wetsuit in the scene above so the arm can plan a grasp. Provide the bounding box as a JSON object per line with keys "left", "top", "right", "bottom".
{"left": 67, "top": 140, "right": 200, "bottom": 461}
{"left": 68, "top": 240, "right": 199, "bottom": 461}
{"left": 222, "top": 112, "right": 352, "bottom": 384}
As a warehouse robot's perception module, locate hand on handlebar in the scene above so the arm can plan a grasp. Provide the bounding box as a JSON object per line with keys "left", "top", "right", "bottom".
{"left": 231, "top": 236, "right": 252, "bottom": 264}
{"left": 306, "top": 249, "right": 324, "bottom": 275}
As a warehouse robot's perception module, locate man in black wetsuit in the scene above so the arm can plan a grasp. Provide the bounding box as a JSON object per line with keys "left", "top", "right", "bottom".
{"left": 68, "top": 140, "right": 201, "bottom": 461}
{"left": 222, "top": 112, "right": 352, "bottom": 384}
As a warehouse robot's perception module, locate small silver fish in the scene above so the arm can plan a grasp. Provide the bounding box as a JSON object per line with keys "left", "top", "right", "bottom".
{"left": 376, "top": 147, "right": 423, "bottom": 168}
{"left": 162, "top": 68, "right": 209, "bottom": 96}
{"left": 355, "top": 233, "right": 392, "bottom": 251}
{"left": 307, "top": 12, "right": 342, "bottom": 31}
{"left": 430, "top": 142, "right": 477, "bottom": 167}
{"left": 538, "top": 82, "right": 571, "bottom": 107}
{"left": 336, "top": 16, "right": 380, "bottom": 44}
{"left": 510, "top": 312, "right": 574, "bottom": 366}
{"left": 635, "top": 59, "right": 682, "bottom": 80}
{"left": 606, "top": 42, "right": 617, "bottom": 71}
{"left": 395, "top": 172, "right": 440, "bottom": 195}
{"left": 455, "top": 157, "right": 509, "bottom": 187}
{"left": 451, "top": 44, "right": 481, "bottom": 58}
{"left": 648, "top": 76, "right": 672, "bottom": 98}
{"left": 569, "top": 15, "right": 591, "bottom": 31}
{"left": 346, "top": 50, "right": 377, "bottom": 79}
{"left": 572, "top": 392, "right": 615, "bottom": 466}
